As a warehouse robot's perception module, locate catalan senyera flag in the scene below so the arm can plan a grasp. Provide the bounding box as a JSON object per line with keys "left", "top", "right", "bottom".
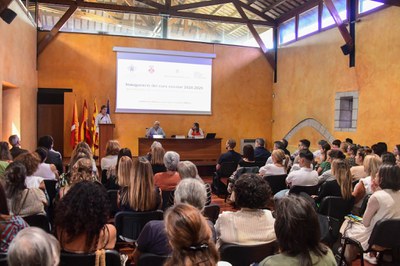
{"left": 80, "top": 99, "right": 92, "bottom": 146}
{"left": 70, "top": 100, "right": 79, "bottom": 148}
{"left": 91, "top": 98, "right": 99, "bottom": 152}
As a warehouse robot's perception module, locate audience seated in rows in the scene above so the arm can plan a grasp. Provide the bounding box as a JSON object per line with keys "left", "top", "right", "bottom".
{"left": 216, "top": 139, "right": 241, "bottom": 171}
{"left": 33, "top": 147, "right": 58, "bottom": 180}
{"left": 316, "top": 142, "right": 331, "bottom": 175}
{"left": 350, "top": 147, "right": 368, "bottom": 181}
{"left": 238, "top": 145, "right": 258, "bottom": 168}
{"left": 55, "top": 181, "right": 116, "bottom": 253}
{"left": 7, "top": 227, "right": 60, "bottom": 266}
{"left": 346, "top": 144, "right": 358, "bottom": 167}
{"left": 317, "top": 149, "right": 346, "bottom": 184}
{"left": 38, "top": 135, "right": 63, "bottom": 174}
{"left": 150, "top": 146, "right": 167, "bottom": 174}
{"left": 69, "top": 141, "right": 97, "bottom": 176}
{"left": 5, "top": 162, "right": 47, "bottom": 217}
{"left": 14, "top": 152, "right": 45, "bottom": 190}
{"left": 0, "top": 182, "right": 28, "bottom": 252}
{"left": 0, "top": 141, "right": 12, "bottom": 181}
{"left": 394, "top": 144, "right": 400, "bottom": 166}
{"left": 8, "top": 135, "right": 28, "bottom": 160}
{"left": 216, "top": 174, "right": 275, "bottom": 247}
{"left": 254, "top": 138, "right": 271, "bottom": 165}
{"left": 259, "top": 195, "right": 336, "bottom": 265}
{"left": 100, "top": 140, "right": 120, "bottom": 172}
{"left": 154, "top": 151, "right": 181, "bottom": 191}
{"left": 118, "top": 157, "right": 161, "bottom": 212}
{"left": 259, "top": 149, "right": 289, "bottom": 176}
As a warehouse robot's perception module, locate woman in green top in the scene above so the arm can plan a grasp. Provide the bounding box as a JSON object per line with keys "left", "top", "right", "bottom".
{"left": 259, "top": 195, "right": 336, "bottom": 266}
{"left": 317, "top": 143, "right": 331, "bottom": 175}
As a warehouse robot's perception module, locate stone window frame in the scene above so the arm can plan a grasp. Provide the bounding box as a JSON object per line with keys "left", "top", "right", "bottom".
{"left": 334, "top": 91, "right": 358, "bottom": 132}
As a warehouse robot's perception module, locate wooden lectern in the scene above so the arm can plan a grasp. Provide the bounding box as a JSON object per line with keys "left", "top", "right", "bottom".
{"left": 99, "top": 124, "right": 115, "bottom": 161}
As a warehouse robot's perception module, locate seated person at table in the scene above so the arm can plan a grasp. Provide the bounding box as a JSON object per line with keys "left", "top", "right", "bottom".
{"left": 187, "top": 122, "right": 204, "bottom": 138}
{"left": 154, "top": 151, "right": 181, "bottom": 191}
{"left": 216, "top": 139, "right": 242, "bottom": 171}
{"left": 145, "top": 121, "right": 166, "bottom": 138}
{"left": 216, "top": 174, "right": 276, "bottom": 247}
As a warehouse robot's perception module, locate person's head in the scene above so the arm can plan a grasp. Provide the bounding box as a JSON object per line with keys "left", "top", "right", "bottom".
{"left": 327, "top": 149, "right": 346, "bottom": 162}
{"left": 363, "top": 154, "right": 382, "bottom": 177}
{"left": 100, "top": 105, "right": 107, "bottom": 115}
{"left": 340, "top": 142, "right": 349, "bottom": 154}
{"left": 347, "top": 144, "right": 358, "bottom": 157}
{"left": 377, "top": 164, "right": 400, "bottom": 191}
{"left": 35, "top": 147, "right": 48, "bottom": 163}
{"left": 192, "top": 122, "right": 200, "bottom": 132}
{"left": 299, "top": 150, "right": 314, "bottom": 167}
{"left": 127, "top": 157, "right": 157, "bottom": 211}
{"left": 345, "top": 138, "right": 353, "bottom": 144}
{"left": 14, "top": 152, "right": 40, "bottom": 176}
{"left": 150, "top": 141, "right": 162, "bottom": 149}
{"left": 274, "top": 195, "right": 328, "bottom": 264}
{"left": 272, "top": 149, "right": 289, "bottom": 170}
{"left": 373, "top": 142, "right": 388, "bottom": 157}
{"left": 105, "top": 140, "right": 120, "bottom": 156}
{"left": 393, "top": 145, "right": 400, "bottom": 156}
{"left": 255, "top": 138, "right": 265, "bottom": 148}
{"left": 0, "top": 141, "right": 12, "bottom": 161}
{"left": 4, "top": 162, "right": 27, "bottom": 199}
{"left": 8, "top": 227, "right": 60, "bottom": 266}
{"left": 70, "top": 158, "right": 96, "bottom": 185}
{"left": 177, "top": 161, "right": 199, "bottom": 179}
{"left": 281, "top": 138, "right": 288, "bottom": 149}
{"left": 116, "top": 148, "right": 132, "bottom": 173}
{"left": 355, "top": 148, "right": 366, "bottom": 165}
{"left": 0, "top": 182, "right": 9, "bottom": 215}
{"left": 164, "top": 204, "right": 219, "bottom": 266}
{"left": 274, "top": 140, "right": 285, "bottom": 150}
{"left": 298, "top": 139, "right": 310, "bottom": 150}
{"left": 150, "top": 146, "right": 165, "bottom": 165}
{"left": 331, "top": 159, "right": 352, "bottom": 200}
{"left": 8, "top": 135, "right": 20, "bottom": 147}
{"left": 117, "top": 156, "right": 133, "bottom": 187}
{"left": 164, "top": 151, "right": 180, "bottom": 171}
{"left": 233, "top": 174, "right": 271, "bottom": 209}
{"left": 153, "top": 121, "right": 160, "bottom": 130}
{"left": 70, "top": 142, "right": 93, "bottom": 167}
{"left": 381, "top": 152, "right": 396, "bottom": 165}
{"left": 55, "top": 181, "right": 110, "bottom": 253}
{"left": 174, "top": 178, "right": 207, "bottom": 211}
{"left": 318, "top": 140, "right": 328, "bottom": 150}
{"left": 320, "top": 142, "right": 331, "bottom": 162}
{"left": 226, "top": 139, "right": 236, "bottom": 150}
{"left": 38, "top": 135, "right": 54, "bottom": 150}
{"left": 332, "top": 139, "right": 341, "bottom": 149}
{"left": 242, "top": 144, "right": 255, "bottom": 161}
{"left": 364, "top": 147, "right": 373, "bottom": 155}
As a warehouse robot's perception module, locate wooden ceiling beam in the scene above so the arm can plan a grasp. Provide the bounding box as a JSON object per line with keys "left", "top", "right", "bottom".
{"left": 37, "top": 2, "right": 77, "bottom": 55}
{"left": 134, "top": 0, "right": 165, "bottom": 9}
{"left": 324, "top": 0, "right": 353, "bottom": 47}
{"left": 370, "top": 0, "right": 400, "bottom": 6}
{"left": 236, "top": 1, "right": 276, "bottom": 24}
{"left": 170, "top": 0, "right": 232, "bottom": 11}
{"left": 277, "top": 0, "right": 320, "bottom": 23}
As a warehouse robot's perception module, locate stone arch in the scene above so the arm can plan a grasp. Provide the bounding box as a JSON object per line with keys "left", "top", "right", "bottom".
{"left": 283, "top": 118, "right": 335, "bottom": 143}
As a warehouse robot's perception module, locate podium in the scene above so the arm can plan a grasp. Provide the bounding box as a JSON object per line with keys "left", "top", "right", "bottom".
{"left": 99, "top": 124, "right": 115, "bottom": 161}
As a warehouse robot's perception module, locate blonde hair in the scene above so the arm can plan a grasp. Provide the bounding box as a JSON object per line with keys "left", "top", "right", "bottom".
{"left": 117, "top": 156, "right": 133, "bottom": 187}
{"left": 123, "top": 157, "right": 157, "bottom": 211}
{"left": 272, "top": 149, "right": 289, "bottom": 171}
{"left": 150, "top": 146, "right": 165, "bottom": 165}
{"left": 105, "top": 140, "right": 120, "bottom": 156}
{"left": 331, "top": 159, "right": 352, "bottom": 200}
{"left": 177, "top": 161, "right": 199, "bottom": 179}
{"left": 363, "top": 154, "right": 382, "bottom": 177}
{"left": 70, "top": 158, "right": 96, "bottom": 185}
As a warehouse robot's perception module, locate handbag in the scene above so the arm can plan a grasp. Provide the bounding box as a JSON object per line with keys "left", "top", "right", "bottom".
{"left": 318, "top": 214, "right": 341, "bottom": 245}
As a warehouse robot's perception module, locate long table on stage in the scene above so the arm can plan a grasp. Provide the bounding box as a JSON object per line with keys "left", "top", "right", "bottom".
{"left": 138, "top": 138, "right": 222, "bottom": 163}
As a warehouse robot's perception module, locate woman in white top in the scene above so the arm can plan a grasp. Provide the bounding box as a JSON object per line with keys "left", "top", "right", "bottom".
{"left": 100, "top": 140, "right": 120, "bottom": 171}
{"left": 187, "top": 122, "right": 204, "bottom": 138}
{"left": 33, "top": 147, "right": 58, "bottom": 180}
{"left": 13, "top": 152, "right": 45, "bottom": 190}
{"left": 95, "top": 105, "right": 112, "bottom": 129}
{"left": 259, "top": 149, "right": 288, "bottom": 176}
{"left": 216, "top": 174, "right": 276, "bottom": 247}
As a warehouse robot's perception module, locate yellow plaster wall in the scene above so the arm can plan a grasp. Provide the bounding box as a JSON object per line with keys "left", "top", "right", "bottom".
{"left": 37, "top": 33, "right": 274, "bottom": 156}
{"left": 0, "top": 1, "right": 38, "bottom": 150}
{"left": 272, "top": 7, "right": 400, "bottom": 151}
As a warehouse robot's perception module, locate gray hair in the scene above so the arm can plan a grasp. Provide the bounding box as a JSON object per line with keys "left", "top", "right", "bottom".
{"left": 255, "top": 138, "right": 265, "bottom": 147}
{"left": 150, "top": 141, "right": 162, "bottom": 149}
{"left": 8, "top": 135, "right": 19, "bottom": 146}
{"left": 8, "top": 227, "right": 60, "bottom": 266}
{"left": 177, "top": 161, "right": 199, "bottom": 179}
{"left": 164, "top": 151, "right": 180, "bottom": 171}
{"left": 174, "top": 178, "right": 207, "bottom": 211}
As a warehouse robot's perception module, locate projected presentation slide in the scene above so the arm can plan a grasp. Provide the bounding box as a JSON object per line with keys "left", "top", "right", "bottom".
{"left": 114, "top": 48, "right": 215, "bottom": 115}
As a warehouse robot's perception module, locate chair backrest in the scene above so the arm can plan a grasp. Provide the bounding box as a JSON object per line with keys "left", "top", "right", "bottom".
{"left": 23, "top": 214, "right": 50, "bottom": 233}
{"left": 44, "top": 179, "right": 58, "bottom": 204}
{"left": 233, "top": 166, "right": 260, "bottom": 181}
{"left": 219, "top": 162, "right": 238, "bottom": 178}
{"left": 107, "top": 190, "right": 119, "bottom": 217}
{"left": 368, "top": 219, "right": 400, "bottom": 249}
{"left": 219, "top": 242, "right": 278, "bottom": 266}
{"left": 101, "top": 169, "right": 108, "bottom": 185}
{"left": 60, "top": 250, "right": 121, "bottom": 266}
{"left": 359, "top": 194, "right": 372, "bottom": 217}
{"left": 0, "top": 253, "right": 7, "bottom": 266}
{"left": 289, "top": 185, "right": 319, "bottom": 196}
{"left": 318, "top": 196, "right": 353, "bottom": 221}
{"left": 161, "top": 190, "right": 175, "bottom": 211}
{"left": 137, "top": 253, "right": 170, "bottom": 266}
{"left": 115, "top": 210, "right": 164, "bottom": 242}
{"left": 203, "top": 204, "right": 220, "bottom": 224}
{"left": 263, "top": 174, "right": 288, "bottom": 195}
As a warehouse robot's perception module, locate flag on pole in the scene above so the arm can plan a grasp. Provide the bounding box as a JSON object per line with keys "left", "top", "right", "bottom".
{"left": 70, "top": 99, "right": 79, "bottom": 148}
{"left": 80, "top": 99, "right": 92, "bottom": 146}
{"left": 106, "top": 99, "right": 110, "bottom": 114}
{"left": 91, "top": 98, "right": 99, "bottom": 152}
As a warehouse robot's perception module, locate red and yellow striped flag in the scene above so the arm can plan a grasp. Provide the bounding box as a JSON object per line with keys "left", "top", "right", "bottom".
{"left": 70, "top": 99, "right": 79, "bottom": 148}
{"left": 80, "top": 99, "right": 92, "bottom": 145}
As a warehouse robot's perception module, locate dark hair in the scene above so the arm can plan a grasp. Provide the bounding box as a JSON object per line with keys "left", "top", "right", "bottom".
{"left": 299, "top": 150, "right": 314, "bottom": 162}
{"left": 234, "top": 174, "right": 271, "bottom": 209}
{"left": 348, "top": 144, "right": 358, "bottom": 156}
{"left": 100, "top": 105, "right": 107, "bottom": 111}
{"left": 332, "top": 139, "right": 341, "bottom": 147}
{"left": 321, "top": 142, "right": 331, "bottom": 152}
{"left": 281, "top": 139, "right": 288, "bottom": 149}
{"left": 14, "top": 152, "right": 40, "bottom": 176}
{"left": 378, "top": 164, "right": 400, "bottom": 191}
{"left": 345, "top": 138, "right": 353, "bottom": 144}
{"left": 38, "top": 135, "right": 54, "bottom": 150}
{"left": 0, "top": 141, "right": 12, "bottom": 161}
{"left": 374, "top": 142, "right": 388, "bottom": 156}
{"left": 242, "top": 145, "right": 255, "bottom": 161}
{"left": 35, "top": 147, "right": 48, "bottom": 162}
{"left": 328, "top": 149, "right": 346, "bottom": 160}
{"left": 193, "top": 122, "right": 200, "bottom": 133}
{"left": 356, "top": 148, "right": 366, "bottom": 162}
{"left": 5, "top": 162, "right": 27, "bottom": 199}
{"left": 54, "top": 181, "right": 110, "bottom": 253}
{"left": 227, "top": 139, "right": 236, "bottom": 149}
{"left": 299, "top": 139, "right": 310, "bottom": 149}
{"left": 116, "top": 148, "right": 132, "bottom": 174}
{"left": 318, "top": 140, "right": 328, "bottom": 146}
{"left": 0, "top": 183, "right": 9, "bottom": 215}
{"left": 274, "top": 141, "right": 285, "bottom": 150}
{"left": 274, "top": 195, "right": 329, "bottom": 266}
{"left": 381, "top": 152, "right": 396, "bottom": 165}
{"left": 396, "top": 145, "right": 400, "bottom": 154}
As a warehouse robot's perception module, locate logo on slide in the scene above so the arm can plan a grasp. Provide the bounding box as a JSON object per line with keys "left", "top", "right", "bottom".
{"left": 148, "top": 65, "right": 155, "bottom": 74}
